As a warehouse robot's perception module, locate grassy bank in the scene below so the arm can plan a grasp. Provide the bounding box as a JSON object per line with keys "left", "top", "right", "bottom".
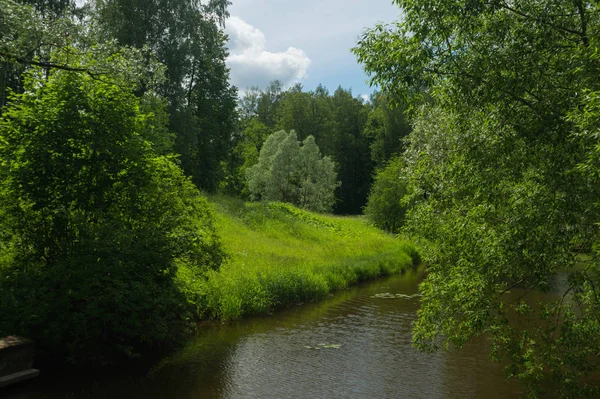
{"left": 181, "top": 196, "right": 420, "bottom": 321}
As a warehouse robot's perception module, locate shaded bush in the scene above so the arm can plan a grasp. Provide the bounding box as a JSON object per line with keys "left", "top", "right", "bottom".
{"left": 0, "top": 67, "right": 223, "bottom": 363}
{"left": 364, "top": 157, "right": 407, "bottom": 233}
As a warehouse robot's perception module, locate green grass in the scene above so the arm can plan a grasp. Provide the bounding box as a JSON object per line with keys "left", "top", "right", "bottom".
{"left": 179, "top": 196, "right": 420, "bottom": 321}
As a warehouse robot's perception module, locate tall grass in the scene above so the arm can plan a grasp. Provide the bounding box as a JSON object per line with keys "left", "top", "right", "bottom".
{"left": 179, "top": 196, "right": 420, "bottom": 321}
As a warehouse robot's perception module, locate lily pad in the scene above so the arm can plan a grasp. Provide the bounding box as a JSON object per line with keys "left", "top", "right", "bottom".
{"left": 371, "top": 292, "right": 422, "bottom": 299}
{"left": 305, "top": 343, "right": 341, "bottom": 350}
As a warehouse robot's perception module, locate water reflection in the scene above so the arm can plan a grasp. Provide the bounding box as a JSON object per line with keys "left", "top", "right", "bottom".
{"left": 7, "top": 267, "right": 528, "bottom": 399}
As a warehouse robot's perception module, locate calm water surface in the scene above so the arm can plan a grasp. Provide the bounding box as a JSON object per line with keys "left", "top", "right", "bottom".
{"left": 7, "top": 267, "right": 563, "bottom": 399}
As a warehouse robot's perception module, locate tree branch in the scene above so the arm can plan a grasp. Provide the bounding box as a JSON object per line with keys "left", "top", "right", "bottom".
{"left": 497, "top": 1, "right": 588, "bottom": 45}
{"left": 573, "top": 0, "right": 589, "bottom": 47}
{"left": 0, "top": 51, "right": 122, "bottom": 87}
{"left": 0, "top": 51, "right": 88, "bottom": 73}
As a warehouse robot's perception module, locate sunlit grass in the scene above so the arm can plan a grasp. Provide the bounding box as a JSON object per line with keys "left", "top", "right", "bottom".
{"left": 182, "top": 196, "right": 419, "bottom": 321}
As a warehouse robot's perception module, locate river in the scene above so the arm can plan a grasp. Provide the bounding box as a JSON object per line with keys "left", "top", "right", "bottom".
{"left": 6, "top": 266, "right": 564, "bottom": 399}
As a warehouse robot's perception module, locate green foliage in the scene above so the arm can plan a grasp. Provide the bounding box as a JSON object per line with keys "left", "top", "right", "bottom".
{"left": 256, "top": 80, "right": 284, "bottom": 128}
{"left": 0, "top": 64, "right": 223, "bottom": 363}
{"left": 93, "top": 0, "right": 238, "bottom": 192}
{"left": 275, "top": 85, "right": 375, "bottom": 214}
{"left": 364, "top": 157, "right": 407, "bottom": 233}
{"left": 355, "top": 0, "right": 600, "bottom": 396}
{"left": 0, "top": 0, "right": 169, "bottom": 111}
{"left": 220, "top": 118, "right": 272, "bottom": 197}
{"left": 204, "top": 195, "right": 419, "bottom": 321}
{"left": 21, "top": 0, "right": 72, "bottom": 14}
{"left": 363, "top": 92, "right": 411, "bottom": 168}
{"left": 0, "top": 0, "right": 75, "bottom": 106}
{"left": 233, "top": 82, "right": 380, "bottom": 215}
{"left": 247, "top": 130, "right": 339, "bottom": 213}
{"left": 328, "top": 87, "right": 373, "bottom": 214}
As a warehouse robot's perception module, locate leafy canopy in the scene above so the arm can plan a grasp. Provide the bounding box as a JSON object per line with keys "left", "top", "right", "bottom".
{"left": 246, "top": 130, "right": 339, "bottom": 213}
{"left": 355, "top": 0, "right": 600, "bottom": 396}
{"left": 364, "top": 157, "right": 407, "bottom": 233}
{"left": 92, "top": 0, "right": 238, "bottom": 192}
{"left": 0, "top": 56, "right": 223, "bottom": 362}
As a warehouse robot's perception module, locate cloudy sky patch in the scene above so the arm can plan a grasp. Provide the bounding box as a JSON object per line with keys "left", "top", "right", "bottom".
{"left": 225, "top": 16, "right": 311, "bottom": 90}
{"left": 225, "top": 0, "right": 401, "bottom": 94}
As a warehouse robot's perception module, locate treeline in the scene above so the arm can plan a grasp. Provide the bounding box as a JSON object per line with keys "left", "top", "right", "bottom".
{"left": 223, "top": 82, "right": 411, "bottom": 214}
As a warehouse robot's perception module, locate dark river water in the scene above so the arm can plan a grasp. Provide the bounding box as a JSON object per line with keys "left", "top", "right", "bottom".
{"left": 6, "top": 267, "right": 566, "bottom": 399}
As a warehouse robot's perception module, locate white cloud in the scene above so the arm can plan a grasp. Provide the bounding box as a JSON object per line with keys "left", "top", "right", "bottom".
{"left": 360, "top": 94, "right": 371, "bottom": 103}
{"left": 225, "top": 16, "right": 311, "bottom": 90}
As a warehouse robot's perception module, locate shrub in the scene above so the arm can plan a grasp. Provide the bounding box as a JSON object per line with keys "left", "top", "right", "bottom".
{"left": 364, "top": 157, "right": 408, "bottom": 233}
{"left": 0, "top": 67, "right": 223, "bottom": 363}
{"left": 246, "top": 130, "right": 339, "bottom": 213}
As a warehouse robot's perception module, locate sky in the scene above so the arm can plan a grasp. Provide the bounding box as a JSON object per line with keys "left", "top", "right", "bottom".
{"left": 224, "top": 0, "right": 402, "bottom": 99}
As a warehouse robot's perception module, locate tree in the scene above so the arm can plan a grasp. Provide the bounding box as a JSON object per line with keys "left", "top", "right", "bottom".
{"left": 246, "top": 130, "right": 338, "bottom": 213}
{"left": 233, "top": 82, "right": 379, "bottom": 215}
{"left": 329, "top": 87, "right": 372, "bottom": 214}
{"left": 220, "top": 118, "right": 272, "bottom": 197}
{"left": 238, "top": 86, "right": 261, "bottom": 127}
{"left": 0, "top": 0, "right": 165, "bottom": 112}
{"left": 256, "top": 80, "right": 283, "bottom": 128}
{"left": 295, "top": 135, "right": 338, "bottom": 212}
{"left": 363, "top": 92, "right": 411, "bottom": 168}
{"left": 355, "top": 0, "right": 600, "bottom": 396}
{"left": 0, "top": 0, "right": 75, "bottom": 109}
{"left": 275, "top": 86, "right": 373, "bottom": 214}
{"left": 21, "top": 0, "right": 72, "bottom": 14}
{"left": 93, "top": 0, "right": 238, "bottom": 192}
{"left": 0, "top": 58, "right": 223, "bottom": 362}
{"left": 364, "top": 157, "right": 407, "bottom": 233}
{"left": 277, "top": 89, "right": 320, "bottom": 141}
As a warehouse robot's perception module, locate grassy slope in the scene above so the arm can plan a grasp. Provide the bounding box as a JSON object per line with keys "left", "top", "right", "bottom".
{"left": 182, "top": 196, "right": 419, "bottom": 321}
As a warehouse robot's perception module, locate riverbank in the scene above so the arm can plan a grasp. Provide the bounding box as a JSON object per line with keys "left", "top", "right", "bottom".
{"left": 188, "top": 196, "right": 420, "bottom": 321}
{"left": 1, "top": 196, "right": 418, "bottom": 366}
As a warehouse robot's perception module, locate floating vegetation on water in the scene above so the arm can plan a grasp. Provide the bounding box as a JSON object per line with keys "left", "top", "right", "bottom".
{"left": 304, "top": 343, "right": 342, "bottom": 350}
{"left": 371, "top": 293, "right": 422, "bottom": 299}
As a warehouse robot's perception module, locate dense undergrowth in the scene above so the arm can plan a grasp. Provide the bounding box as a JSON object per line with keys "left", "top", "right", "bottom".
{"left": 182, "top": 196, "right": 420, "bottom": 321}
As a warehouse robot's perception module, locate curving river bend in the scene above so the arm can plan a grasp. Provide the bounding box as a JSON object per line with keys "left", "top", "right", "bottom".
{"left": 6, "top": 267, "right": 567, "bottom": 399}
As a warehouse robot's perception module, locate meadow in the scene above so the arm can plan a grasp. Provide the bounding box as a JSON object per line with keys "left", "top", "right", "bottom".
{"left": 179, "top": 196, "right": 420, "bottom": 321}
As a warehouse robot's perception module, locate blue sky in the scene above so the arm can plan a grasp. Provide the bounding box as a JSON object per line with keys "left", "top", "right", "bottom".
{"left": 225, "top": 0, "right": 402, "bottom": 99}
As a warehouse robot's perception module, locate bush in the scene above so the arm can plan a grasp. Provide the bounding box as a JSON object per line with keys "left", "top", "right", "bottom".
{"left": 0, "top": 67, "right": 223, "bottom": 363}
{"left": 246, "top": 130, "right": 339, "bottom": 213}
{"left": 364, "top": 157, "right": 408, "bottom": 233}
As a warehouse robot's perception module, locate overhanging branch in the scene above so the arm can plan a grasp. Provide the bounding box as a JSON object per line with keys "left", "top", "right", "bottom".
{"left": 0, "top": 51, "right": 88, "bottom": 73}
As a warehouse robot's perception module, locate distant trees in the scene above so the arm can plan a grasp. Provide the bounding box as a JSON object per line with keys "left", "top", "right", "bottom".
{"left": 247, "top": 130, "right": 338, "bottom": 213}
{"left": 226, "top": 82, "right": 410, "bottom": 214}
{"left": 363, "top": 93, "right": 412, "bottom": 168}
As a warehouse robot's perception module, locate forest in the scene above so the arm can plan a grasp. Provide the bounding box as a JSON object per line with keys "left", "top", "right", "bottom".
{"left": 1, "top": 0, "right": 600, "bottom": 397}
